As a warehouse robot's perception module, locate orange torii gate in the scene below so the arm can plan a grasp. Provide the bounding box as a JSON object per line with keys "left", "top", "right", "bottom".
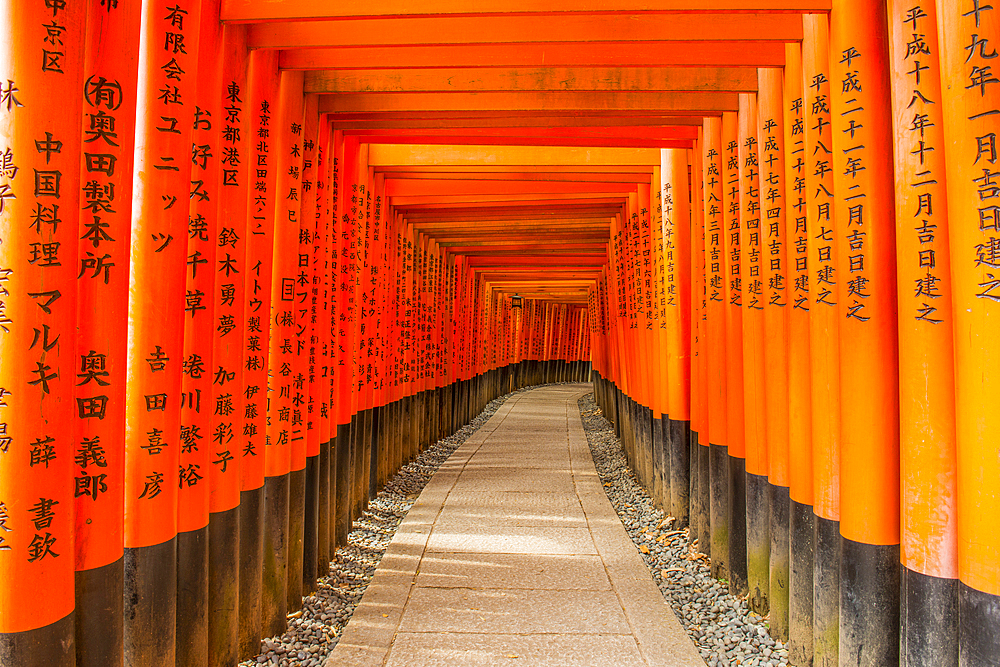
{"left": 1, "top": 2, "right": 998, "bottom": 667}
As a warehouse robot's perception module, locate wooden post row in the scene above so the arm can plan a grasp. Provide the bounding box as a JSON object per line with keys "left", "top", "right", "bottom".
{"left": 1, "top": 3, "right": 998, "bottom": 667}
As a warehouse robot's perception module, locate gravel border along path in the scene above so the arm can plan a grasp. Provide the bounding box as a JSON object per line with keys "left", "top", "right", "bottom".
{"left": 578, "top": 393, "right": 790, "bottom": 667}
{"left": 242, "top": 386, "right": 534, "bottom": 667}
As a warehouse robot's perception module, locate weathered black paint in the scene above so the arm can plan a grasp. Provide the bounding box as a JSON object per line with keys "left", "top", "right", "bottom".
{"left": 346, "top": 416, "right": 358, "bottom": 524}
{"left": 769, "top": 483, "right": 790, "bottom": 643}
{"left": 789, "top": 499, "right": 814, "bottom": 667}
{"left": 901, "top": 567, "right": 958, "bottom": 667}
{"left": 176, "top": 524, "right": 209, "bottom": 667}
{"left": 124, "top": 537, "right": 176, "bottom": 666}
{"left": 959, "top": 581, "right": 1000, "bottom": 667}
{"left": 693, "top": 434, "right": 712, "bottom": 557}
{"left": 0, "top": 611, "right": 75, "bottom": 667}
{"left": 334, "top": 422, "right": 351, "bottom": 546}
{"left": 669, "top": 419, "right": 690, "bottom": 530}
{"left": 317, "top": 441, "right": 331, "bottom": 579}
{"left": 76, "top": 557, "right": 123, "bottom": 667}
{"left": 286, "top": 468, "right": 306, "bottom": 612}
{"left": 653, "top": 415, "right": 666, "bottom": 509}
{"left": 814, "top": 515, "right": 840, "bottom": 667}
{"left": 840, "top": 537, "right": 899, "bottom": 667}
{"left": 728, "top": 454, "right": 748, "bottom": 596}
{"left": 688, "top": 430, "right": 700, "bottom": 542}
{"left": 709, "top": 443, "right": 729, "bottom": 578}
{"left": 208, "top": 506, "right": 239, "bottom": 667}
{"left": 262, "top": 474, "right": 289, "bottom": 638}
{"left": 304, "top": 454, "right": 320, "bottom": 593}
{"left": 746, "top": 471, "right": 771, "bottom": 616}
{"left": 238, "top": 486, "right": 264, "bottom": 660}
{"left": 369, "top": 405, "right": 380, "bottom": 500}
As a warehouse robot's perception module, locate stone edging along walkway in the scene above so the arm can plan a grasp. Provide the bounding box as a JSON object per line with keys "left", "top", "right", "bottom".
{"left": 323, "top": 384, "right": 704, "bottom": 667}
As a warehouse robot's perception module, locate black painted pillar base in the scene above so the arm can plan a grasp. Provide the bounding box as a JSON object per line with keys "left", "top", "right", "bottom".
{"left": 325, "top": 436, "right": 337, "bottom": 560}
{"left": 709, "top": 443, "right": 729, "bottom": 578}
{"left": 728, "top": 454, "right": 747, "bottom": 597}
{"left": 334, "top": 423, "right": 351, "bottom": 546}
{"left": 369, "top": 405, "right": 380, "bottom": 500}
{"left": 262, "top": 474, "right": 290, "bottom": 638}
{"left": 0, "top": 611, "right": 75, "bottom": 667}
{"left": 813, "top": 516, "right": 840, "bottom": 667}
{"left": 901, "top": 567, "right": 958, "bottom": 666}
{"left": 840, "top": 537, "right": 899, "bottom": 667}
{"left": 286, "top": 467, "right": 306, "bottom": 613}
{"left": 769, "top": 484, "right": 790, "bottom": 643}
{"left": 304, "top": 451, "right": 321, "bottom": 592}
{"left": 652, "top": 415, "right": 666, "bottom": 510}
{"left": 669, "top": 419, "right": 690, "bottom": 530}
{"left": 177, "top": 524, "right": 209, "bottom": 667}
{"left": 124, "top": 537, "right": 177, "bottom": 666}
{"left": 238, "top": 486, "right": 264, "bottom": 660}
{"left": 959, "top": 581, "right": 1000, "bottom": 667}
{"left": 746, "top": 472, "right": 770, "bottom": 616}
{"left": 318, "top": 440, "right": 331, "bottom": 576}
{"left": 694, "top": 437, "right": 712, "bottom": 558}
{"left": 789, "top": 499, "right": 814, "bottom": 667}
{"left": 347, "top": 415, "right": 359, "bottom": 524}
{"left": 208, "top": 506, "right": 239, "bottom": 667}
{"left": 75, "top": 558, "right": 124, "bottom": 667}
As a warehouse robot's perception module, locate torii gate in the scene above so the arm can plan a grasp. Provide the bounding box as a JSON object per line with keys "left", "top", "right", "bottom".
{"left": 0, "top": 2, "right": 997, "bottom": 667}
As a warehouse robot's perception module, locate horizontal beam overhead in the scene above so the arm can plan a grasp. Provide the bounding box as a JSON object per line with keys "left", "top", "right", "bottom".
{"left": 248, "top": 14, "right": 802, "bottom": 48}
{"left": 331, "top": 116, "right": 707, "bottom": 129}
{"left": 385, "top": 179, "right": 639, "bottom": 196}
{"left": 380, "top": 171, "right": 654, "bottom": 182}
{"left": 304, "top": 67, "right": 758, "bottom": 94}
{"left": 350, "top": 135, "right": 691, "bottom": 149}
{"left": 284, "top": 42, "right": 786, "bottom": 70}
{"left": 224, "top": 0, "right": 829, "bottom": 21}
{"left": 319, "top": 91, "right": 739, "bottom": 114}
{"left": 369, "top": 144, "right": 661, "bottom": 166}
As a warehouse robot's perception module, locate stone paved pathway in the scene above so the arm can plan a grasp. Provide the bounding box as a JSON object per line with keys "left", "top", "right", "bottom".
{"left": 324, "top": 384, "right": 706, "bottom": 667}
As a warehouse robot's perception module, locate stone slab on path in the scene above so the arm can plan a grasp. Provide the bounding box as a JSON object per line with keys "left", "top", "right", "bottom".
{"left": 324, "top": 384, "right": 706, "bottom": 667}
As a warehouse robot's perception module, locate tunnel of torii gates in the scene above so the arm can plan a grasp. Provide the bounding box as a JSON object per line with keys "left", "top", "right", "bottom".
{"left": 0, "top": 0, "right": 999, "bottom": 666}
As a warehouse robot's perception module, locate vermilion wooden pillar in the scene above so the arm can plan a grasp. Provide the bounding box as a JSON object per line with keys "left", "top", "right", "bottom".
{"left": 177, "top": 2, "right": 222, "bottom": 663}
{"left": 661, "top": 148, "right": 691, "bottom": 529}
{"left": 758, "top": 68, "right": 791, "bottom": 642}
{"left": 238, "top": 47, "right": 278, "bottom": 660}
{"left": 722, "top": 112, "right": 747, "bottom": 596}
{"left": 740, "top": 92, "right": 769, "bottom": 616}
{"left": 722, "top": 109, "right": 746, "bottom": 594}
{"left": 312, "top": 117, "right": 333, "bottom": 578}
{"left": 934, "top": 1, "right": 1000, "bottom": 663}
{"left": 73, "top": 2, "right": 140, "bottom": 666}
{"left": 830, "top": 2, "right": 901, "bottom": 664}
{"left": 0, "top": 1, "right": 86, "bottom": 664}
{"left": 886, "top": 2, "right": 959, "bottom": 665}
{"left": 652, "top": 165, "right": 668, "bottom": 506}
{"left": 207, "top": 21, "right": 248, "bottom": 667}
{"left": 300, "top": 94, "right": 321, "bottom": 595}
{"left": 782, "top": 39, "right": 816, "bottom": 667}
{"left": 802, "top": 14, "right": 842, "bottom": 667}
{"left": 261, "top": 68, "right": 304, "bottom": 636}
{"left": 278, "top": 83, "right": 306, "bottom": 616}
{"left": 703, "top": 117, "right": 726, "bottom": 568}
{"left": 123, "top": 0, "right": 201, "bottom": 664}
{"left": 691, "top": 131, "right": 711, "bottom": 557}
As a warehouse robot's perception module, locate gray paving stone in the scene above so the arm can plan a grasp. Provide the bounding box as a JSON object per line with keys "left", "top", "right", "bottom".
{"left": 324, "top": 384, "right": 705, "bottom": 667}
{"left": 415, "top": 552, "right": 611, "bottom": 590}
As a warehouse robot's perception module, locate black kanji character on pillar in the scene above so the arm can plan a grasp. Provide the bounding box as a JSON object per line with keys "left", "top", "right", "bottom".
{"left": 138, "top": 472, "right": 164, "bottom": 499}
{"left": 77, "top": 395, "right": 109, "bottom": 419}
